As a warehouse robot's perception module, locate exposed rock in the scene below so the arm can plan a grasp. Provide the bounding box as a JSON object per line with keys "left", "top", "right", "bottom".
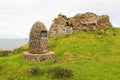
{"left": 49, "top": 12, "right": 112, "bottom": 37}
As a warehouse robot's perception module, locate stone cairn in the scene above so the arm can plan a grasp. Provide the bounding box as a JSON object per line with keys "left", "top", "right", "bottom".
{"left": 23, "top": 21, "right": 55, "bottom": 61}
{"left": 49, "top": 12, "right": 112, "bottom": 37}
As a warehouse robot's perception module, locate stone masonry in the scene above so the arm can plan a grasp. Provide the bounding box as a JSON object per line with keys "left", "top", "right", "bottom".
{"left": 23, "top": 52, "right": 55, "bottom": 61}
{"left": 29, "top": 21, "right": 48, "bottom": 54}
{"left": 23, "top": 21, "right": 55, "bottom": 61}
{"left": 49, "top": 14, "right": 68, "bottom": 37}
{"left": 49, "top": 12, "right": 112, "bottom": 37}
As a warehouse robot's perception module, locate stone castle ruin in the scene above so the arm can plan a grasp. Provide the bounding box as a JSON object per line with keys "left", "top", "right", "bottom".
{"left": 23, "top": 21, "right": 55, "bottom": 61}
{"left": 49, "top": 14, "right": 68, "bottom": 37}
{"left": 49, "top": 12, "right": 112, "bottom": 37}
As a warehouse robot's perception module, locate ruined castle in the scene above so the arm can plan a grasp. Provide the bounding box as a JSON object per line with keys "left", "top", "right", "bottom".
{"left": 49, "top": 12, "right": 112, "bottom": 37}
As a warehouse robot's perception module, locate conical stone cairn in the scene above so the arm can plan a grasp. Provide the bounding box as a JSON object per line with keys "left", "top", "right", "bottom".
{"left": 23, "top": 21, "right": 55, "bottom": 61}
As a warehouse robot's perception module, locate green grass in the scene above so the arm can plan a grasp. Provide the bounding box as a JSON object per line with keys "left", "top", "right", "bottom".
{"left": 0, "top": 27, "right": 120, "bottom": 80}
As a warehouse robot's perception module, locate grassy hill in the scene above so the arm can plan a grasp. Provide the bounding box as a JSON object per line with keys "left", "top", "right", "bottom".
{"left": 0, "top": 27, "right": 120, "bottom": 80}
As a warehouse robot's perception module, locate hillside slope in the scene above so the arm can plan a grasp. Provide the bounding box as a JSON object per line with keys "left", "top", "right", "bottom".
{"left": 0, "top": 27, "right": 120, "bottom": 80}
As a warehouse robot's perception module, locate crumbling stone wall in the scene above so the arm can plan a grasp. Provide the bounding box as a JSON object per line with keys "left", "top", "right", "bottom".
{"left": 49, "top": 14, "right": 68, "bottom": 37}
{"left": 97, "top": 15, "right": 112, "bottom": 27}
{"left": 49, "top": 12, "right": 112, "bottom": 37}
{"left": 29, "top": 21, "right": 48, "bottom": 54}
{"left": 69, "top": 12, "right": 99, "bottom": 31}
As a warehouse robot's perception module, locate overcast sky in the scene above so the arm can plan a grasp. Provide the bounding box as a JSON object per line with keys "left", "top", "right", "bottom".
{"left": 0, "top": 0, "right": 120, "bottom": 39}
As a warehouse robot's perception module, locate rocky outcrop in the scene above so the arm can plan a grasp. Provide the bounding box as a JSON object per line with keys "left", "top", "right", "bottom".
{"left": 49, "top": 12, "right": 112, "bottom": 37}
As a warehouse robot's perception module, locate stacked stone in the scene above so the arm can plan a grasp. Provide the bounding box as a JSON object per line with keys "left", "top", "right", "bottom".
{"left": 49, "top": 12, "right": 112, "bottom": 37}
{"left": 23, "top": 21, "right": 55, "bottom": 61}
{"left": 29, "top": 21, "right": 48, "bottom": 54}
{"left": 69, "top": 12, "right": 98, "bottom": 31}
{"left": 23, "top": 52, "right": 55, "bottom": 61}
{"left": 49, "top": 13, "right": 68, "bottom": 37}
{"left": 97, "top": 15, "right": 112, "bottom": 27}
{"left": 70, "top": 12, "right": 112, "bottom": 31}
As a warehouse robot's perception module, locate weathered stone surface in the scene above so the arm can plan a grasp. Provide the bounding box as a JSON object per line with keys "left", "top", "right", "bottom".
{"left": 23, "top": 21, "right": 55, "bottom": 61}
{"left": 70, "top": 12, "right": 112, "bottom": 31}
{"left": 97, "top": 15, "right": 112, "bottom": 27}
{"left": 49, "top": 12, "right": 112, "bottom": 37}
{"left": 69, "top": 12, "right": 98, "bottom": 31}
{"left": 65, "top": 26, "right": 73, "bottom": 35}
{"left": 49, "top": 14, "right": 68, "bottom": 37}
{"left": 29, "top": 21, "right": 48, "bottom": 54}
{"left": 23, "top": 51, "right": 55, "bottom": 61}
